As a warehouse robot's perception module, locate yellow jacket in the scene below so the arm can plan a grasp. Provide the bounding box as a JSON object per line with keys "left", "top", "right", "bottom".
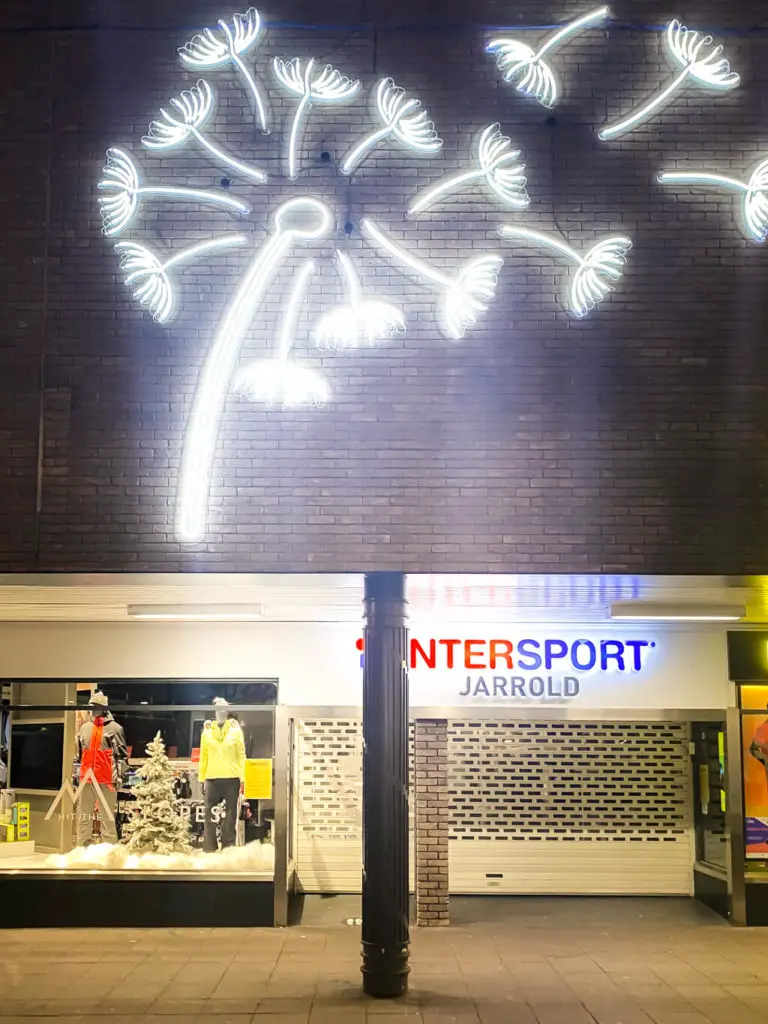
{"left": 199, "top": 719, "right": 246, "bottom": 782}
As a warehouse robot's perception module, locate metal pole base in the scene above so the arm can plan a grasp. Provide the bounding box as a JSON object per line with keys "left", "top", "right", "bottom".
{"left": 361, "top": 940, "right": 410, "bottom": 998}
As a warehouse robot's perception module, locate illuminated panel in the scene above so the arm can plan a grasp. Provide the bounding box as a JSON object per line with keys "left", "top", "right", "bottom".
{"left": 361, "top": 218, "right": 502, "bottom": 340}
{"left": 409, "top": 123, "right": 528, "bottom": 216}
{"left": 97, "top": 147, "right": 250, "bottom": 237}
{"left": 176, "top": 197, "right": 333, "bottom": 543}
{"left": 115, "top": 235, "right": 246, "bottom": 323}
{"left": 340, "top": 78, "right": 442, "bottom": 175}
{"left": 487, "top": 6, "right": 610, "bottom": 109}
{"left": 658, "top": 159, "right": 768, "bottom": 243}
{"left": 499, "top": 225, "right": 632, "bottom": 318}
{"left": 235, "top": 260, "right": 329, "bottom": 406}
{"left": 314, "top": 250, "right": 405, "bottom": 348}
{"left": 272, "top": 57, "right": 360, "bottom": 180}
{"left": 142, "top": 79, "right": 268, "bottom": 182}
{"left": 179, "top": 7, "right": 269, "bottom": 133}
{"left": 599, "top": 19, "right": 739, "bottom": 141}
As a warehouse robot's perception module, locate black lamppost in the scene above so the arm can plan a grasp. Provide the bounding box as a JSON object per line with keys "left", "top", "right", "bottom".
{"left": 361, "top": 571, "right": 410, "bottom": 997}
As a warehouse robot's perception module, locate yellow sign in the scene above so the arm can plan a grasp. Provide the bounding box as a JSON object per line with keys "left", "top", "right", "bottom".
{"left": 244, "top": 759, "right": 272, "bottom": 800}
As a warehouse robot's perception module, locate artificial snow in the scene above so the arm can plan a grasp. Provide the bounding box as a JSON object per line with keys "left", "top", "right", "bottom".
{"left": 45, "top": 839, "right": 275, "bottom": 873}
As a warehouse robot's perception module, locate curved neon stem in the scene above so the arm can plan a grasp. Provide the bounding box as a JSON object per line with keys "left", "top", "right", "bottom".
{"left": 362, "top": 218, "right": 451, "bottom": 289}
{"left": 162, "top": 235, "right": 245, "bottom": 274}
{"left": 192, "top": 128, "right": 268, "bottom": 182}
{"left": 176, "top": 231, "right": 290, "bottom": 542}
{"left": 288, "top": 88, "right": 312, "bottom": 180}
{"left": 536, "top": 6, "right": 610, "bottom": 58}
{"left": 138, "top": 186, "right": 250, "bottom": 214}
{"left": 500, "top": 226, "right": 582, "bottom": 265}
{"left": 340, "top": 125, "right": 392, "bottom": 175}
{"left": 659, "top": 171, "right": 748, "bottom": 193}
{"left": 409, "top": 169, "right": 484, "bottom": 215}
{"left": 599, "top": 67, "right": 690, "bottom": 141}
{"left": 278, "top": 261, "right": 315, "bottom": 362}
{"left": 232, "top": 54, "right": 268, "bottom": 134}
{"left": 337, "top": 251, "right": 361, "bottom": 304}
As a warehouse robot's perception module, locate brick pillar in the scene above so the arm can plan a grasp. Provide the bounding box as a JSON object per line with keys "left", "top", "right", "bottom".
{"left": 414, "top": 719, "right": 449, "bottom": 926}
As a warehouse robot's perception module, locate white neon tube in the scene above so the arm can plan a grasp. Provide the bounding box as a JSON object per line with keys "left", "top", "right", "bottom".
{"left": 179, "top": 8, "right": 268, "bottom": 133}
{"left": 97, "top": 147, "right": 250, "bottom": 236}
{"left": 658, "top": 163, "right": 768, "bottom": 242}
{"left": 340, "top": 78, "right": 442, "bottom": 175}
{"left": 408, "top": 124, "right": 528, "bottom": 215}
{"left": 115, "top": 235, "right": 246, "bottom": 323}
{"left": 279, "top": 260, "right": 315, "bottom": 361}
{"left": 487, "top": 6, "right": 610, "bottom": 109}
{"left": 142, "top": 80, "right": 268, "bottom": 182}
{"left": 273, "top": 57, "right": 360, "bottom": 180}
{"left": 176, "top": 198, "right": 332, "bottom": 543}
{"left": 362, "top": 218, "right": 502, "bottom": 340}
{"left": 314, "top": 249, "right": 406, "bottom": 349}
{"left": 499, "top": 225, "right": 632, "bottom": 318}
{"left": 599, "top": 19, "right": 739, "bottom": 141}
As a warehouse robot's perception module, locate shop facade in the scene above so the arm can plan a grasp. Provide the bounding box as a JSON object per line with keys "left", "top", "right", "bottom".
{"left": 0, "top": 581, "right": 754, "bottom": 928}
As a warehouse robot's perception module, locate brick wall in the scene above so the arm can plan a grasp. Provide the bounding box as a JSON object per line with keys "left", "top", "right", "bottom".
{"left": 414, "top": 719, "right": 449, "bottom": 926}
{"left": 0, "top": 1, "right": 767, "bottom": 571}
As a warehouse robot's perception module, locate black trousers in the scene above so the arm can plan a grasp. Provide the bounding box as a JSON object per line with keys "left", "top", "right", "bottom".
{"left": 203, "top": 777, "right": 240, "bottom": 852}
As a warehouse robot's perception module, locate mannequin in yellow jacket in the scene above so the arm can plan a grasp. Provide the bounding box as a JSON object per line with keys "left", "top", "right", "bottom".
{"left": 199, "top": 697, "right": 245, "bottom": 852}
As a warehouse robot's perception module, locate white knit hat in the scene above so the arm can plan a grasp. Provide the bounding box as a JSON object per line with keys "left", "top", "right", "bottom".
{"left": 89, "top": 691, "right": 109, "bottom": 708}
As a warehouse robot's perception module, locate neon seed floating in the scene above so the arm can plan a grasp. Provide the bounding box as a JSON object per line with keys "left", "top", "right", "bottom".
{"left": 115, "top": 235, "right": 246, "bottom": 323}
{"left": 235, "top": 261, "right": 328, "bottom": 406}
{"left": 97, "top": 148, "right": 250, "bottom": 237}
{"left": 499, "top": 226, "right": 632, "bottom": 318}
{"left": 487, "top": 6, "right": 610, "bottom": 109}
{"left": 658, "top": 159, "right": 768, "bottom": 243}
{"left": 179, "top": 7, "right": 269, "bottom": 133}
{"left": 315, "top": 250, "right": 405, "bottom": 349}
{"left": 142, "top": 79, "right": 268, "bottom": 182}
{"left": 362, "top": 218, "right": 502, "bottom": 341}
{"left": 600, "top": 19, "right": 739, "bottom": 141}
{"left": 272, "top": 57, "right": 360, "bottom": 179}
{"left": 340, "top": 78, "right": 442, "bottom": 175}
{"left": 409, "top": 123, "right": 528, "bottom": 216}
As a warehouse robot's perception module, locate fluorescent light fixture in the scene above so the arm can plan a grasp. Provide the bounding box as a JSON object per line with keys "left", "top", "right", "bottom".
{"left": 610, "top": 602, "right": 745, "bottom": 622}
{"left": 128, "top": 604, "right": 264, "bottom": 621}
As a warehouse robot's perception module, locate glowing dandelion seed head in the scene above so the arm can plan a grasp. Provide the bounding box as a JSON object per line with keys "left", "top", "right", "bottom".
{"left": 666, "top": 20, "right": 739, "bottom": 90}
{"left": 570, "top": 236, "right": 632, "bottom": 318}
{"left": 235, "top": 360, "right": 329, "bottom": 407}
{"left": 314, "top": 250, "right": 406, "bottom": 349}
{"left": 115, "top": 241, "right": 175, "bottom": 323}
{"left": 143, "top": 80, "right": 215, "bottom": 149}
{"left": 487, "top": 39, "right": 557, "bottom": 108}
{"left": 745, "top": 159, "right": 768, "bottom": 242}
{"left": 478, "top": 124, "right": 529, "bottom": 207}
{"left": 180, "top": 7, "right": 263, "bottom": 67}
{"left": 98, "top": 148, "right": 141, "bottom": 235}
{"left": 376, "top": 78, "right": 442, "bottom": 153}
{"left": 444, "top": 255, "right": 504, "bottom": 340}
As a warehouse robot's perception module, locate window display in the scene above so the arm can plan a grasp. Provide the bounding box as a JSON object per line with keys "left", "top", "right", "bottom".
{"left": 0, "top": 679, "right": 276, "bottom": 876}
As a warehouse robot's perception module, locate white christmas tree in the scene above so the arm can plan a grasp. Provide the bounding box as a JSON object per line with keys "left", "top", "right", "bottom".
{"left": 122, "top": 731, "right": 191, "bottom": 854}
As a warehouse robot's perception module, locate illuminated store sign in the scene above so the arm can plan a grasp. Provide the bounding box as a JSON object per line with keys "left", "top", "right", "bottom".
{"left": 97, "top": 6, "right": 754, "bottom": 543}
{"left": 357, "top": 635, "right": 657, "bottom": 701}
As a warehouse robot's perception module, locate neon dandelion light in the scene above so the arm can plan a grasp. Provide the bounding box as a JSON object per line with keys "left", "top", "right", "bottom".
{"left": 235, "top": 260, "right": 328, "bottom": 405}
{"left": 599, "top": 19, "right": 739, "bottom": 141}
{"left": 98, "top": 148, "right": 250, "bottom": 237}
{"left": 487, "top": 6, "right": 610, "bottom": 109}
{"left": 315, "top": 250, "right": 405, "bottom": 348}
{"left": 143, "top": 80, "right": 268, "bottom": 182}
{"left": 272, "top": 57, "right": 359, "bottom": 179}
{"left": 340, "top": 78, "right": 442, "bottom": 175}
{"left": 179, "top": 7, "right": 269, "bottom": 134}
{"left": 499, "top": 226, "right": 632, "bottom": 318}
{"left": 409, "top": 123, "right": 528, "bottom": 216}
{"left": 115, "top": 235, "right": 246, "bottom": 323}
{"left": 177, "top": 197, "right": 332, "bottom": 542}
{"left": 658, "top": 158, "right": 768, "bottom": 243}
{"left": 361, "top": 219, "right": 502, "bottom": 341}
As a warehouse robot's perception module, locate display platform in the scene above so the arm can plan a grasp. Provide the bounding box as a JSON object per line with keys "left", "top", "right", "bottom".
{"left": 0, "top": 840, "right": 35, "bottom": 861}
{"left": 0, "top": 873, "right": 275, "bottom": 927}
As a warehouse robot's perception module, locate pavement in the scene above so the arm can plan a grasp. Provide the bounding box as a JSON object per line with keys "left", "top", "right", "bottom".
{"left": 1, "top": 897, "right": 768, "bottom": 1023}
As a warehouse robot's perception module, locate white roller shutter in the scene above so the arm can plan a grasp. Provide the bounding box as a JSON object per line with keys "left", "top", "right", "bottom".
{"left": 294, "top": 719, "right": 414, "bottom": 894}
{"left": 448, "top": 720, "right": 693, "bottom": 895}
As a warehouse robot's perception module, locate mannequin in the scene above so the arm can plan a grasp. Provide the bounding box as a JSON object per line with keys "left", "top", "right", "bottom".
{"left": 199, "top": 697, "right": 245, "bottom": 852}
{"left": 75, "top": 692, "right": 128, "bottom": 846}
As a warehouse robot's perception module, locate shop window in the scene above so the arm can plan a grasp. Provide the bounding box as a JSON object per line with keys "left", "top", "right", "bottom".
{"left": 0, "top": 680, "right": 276, "bottom": 878}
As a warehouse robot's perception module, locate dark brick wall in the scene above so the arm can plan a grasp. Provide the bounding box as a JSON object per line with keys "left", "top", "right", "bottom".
{"left": 0, "top": 0, "right": 767, "bottom": 571}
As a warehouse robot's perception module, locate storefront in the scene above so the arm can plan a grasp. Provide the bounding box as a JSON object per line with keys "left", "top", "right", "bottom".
{"left": 0, "top": 590, "right": 744, "bottom": 927}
